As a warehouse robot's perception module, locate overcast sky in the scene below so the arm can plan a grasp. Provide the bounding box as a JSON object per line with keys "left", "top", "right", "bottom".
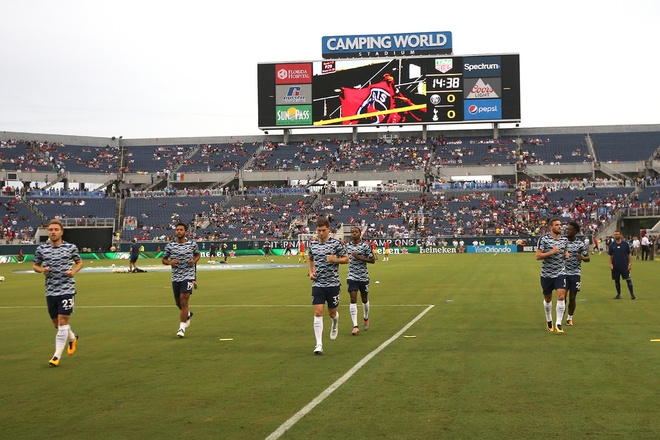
{"left": 1, "top": 0, "right": 658, "bottom": 140}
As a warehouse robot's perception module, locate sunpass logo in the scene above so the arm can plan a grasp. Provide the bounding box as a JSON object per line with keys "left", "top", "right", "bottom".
{"left": 276, "top": 105, "right": 312, "bottom": 126}
{"left": 464, "top": 98, "right": 502, "bottom": 120}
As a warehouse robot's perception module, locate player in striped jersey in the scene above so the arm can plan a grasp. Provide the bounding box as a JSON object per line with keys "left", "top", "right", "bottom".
{"left": 346, "top": 226, "right": 375, "bottom": 335}
{"left": 33, "top": 219, "right": 83, "bottom": 367}
{"left": 307, "top": 217, "right": 348, "bottom": 354}
{"left": 535, "top": 218, "right": 568, "bottom": 334}
{"left": 563, "top": 221, "right": 590, "bottom": 326}
{"left": 162, "top": 222, "right": 200, "bottom": 338}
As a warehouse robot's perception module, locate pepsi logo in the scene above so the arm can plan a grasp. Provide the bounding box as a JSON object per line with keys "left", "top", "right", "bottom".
{"left": 468, "top": 105, "right": 478, "bottom": 114}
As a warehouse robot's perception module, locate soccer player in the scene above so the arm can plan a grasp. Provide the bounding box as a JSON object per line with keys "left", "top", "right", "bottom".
{"left": 162, "top": 222, "right": 201, "bottom": 337}
{"left": 33, "top": 219, "right": 83, "bottom": 367}
{"left": 608, "top": 230, "right": 636, "bottom": 300}
{"left": 346, "top": 226, "right": 375, "bottom": 335}
{"left": 307, "top": 217, "right": 349, "bottom": 354}
{"left": 298, "top": 240, "right": 306, "bottom": 263}
{"left": 535, "top": 218, "right": 568, "bottom": 334}
{"left": 563, "top": 221, "right": 590, "bottom": 326}
{"left": 592, "top": 236, "right": 600, "bottom": 255}
{"left": 383, "top": 240, "right": 390, "bottom": 261}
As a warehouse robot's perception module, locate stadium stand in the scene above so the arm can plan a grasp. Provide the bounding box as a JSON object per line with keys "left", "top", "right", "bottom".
{"left": 250, "top": 140, "right": 337, "bottom": 172}
{"left": 124, "top": 144, "right": 197, "bottom": 174}
{"left": 591, "top": 131, "right": 660, "bottom": 162}
{"left": 176, "top": 142, "right": 261, "bottom": 173}
{"left": 0, "top": 141, "right": 53, "bottom": 172}
{"left": 27, "top": 197, "right": 116, "bottom": 221}
{"left": 122, "top": 195, "right": 226, "bottom": 241}
{"left": 54, "top": 145, "right": 120, "bottom": 174}
{"left": 1, "top": 196, "right": 41, "bottom": 242}
{"left": 2, "top": 125, "right": 660, "bottom": 245}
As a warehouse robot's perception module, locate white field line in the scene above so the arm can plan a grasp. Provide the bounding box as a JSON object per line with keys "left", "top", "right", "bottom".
{"left": 265, "top": 304, "right": 435, "bottom": 440}
{"left": 0, "top": 304, "right": 433, "bottom": 309}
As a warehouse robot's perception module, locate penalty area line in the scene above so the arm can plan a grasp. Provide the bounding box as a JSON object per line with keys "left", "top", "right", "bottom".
{"left": 265, "top": 304, "right": 435, "bottom": 440}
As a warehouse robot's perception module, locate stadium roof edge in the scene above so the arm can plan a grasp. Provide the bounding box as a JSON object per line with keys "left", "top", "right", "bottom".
{"left": 2, "top": 123, "right": 660, "bottom": 147}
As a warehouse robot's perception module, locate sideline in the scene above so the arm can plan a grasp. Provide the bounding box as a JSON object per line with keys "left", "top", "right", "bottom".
{"left": 265, "top": 304, "right": 435, "bottom": 440}
{"left": 10, "top": 263, "right": 303, "bottom": 274}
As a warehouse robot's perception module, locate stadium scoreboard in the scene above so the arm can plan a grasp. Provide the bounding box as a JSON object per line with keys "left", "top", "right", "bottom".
{"left": 257, "top": 54, "right": 520, "bottom": 130}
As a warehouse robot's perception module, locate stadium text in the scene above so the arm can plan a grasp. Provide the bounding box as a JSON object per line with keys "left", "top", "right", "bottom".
{"left": 419, "top": 247, "right": 459, "bottom": 254}
{"left": 325, "top": 34, "right": 448, "bottom": 51}
{"left": 468, "top": 245, "right": 517, "bottom": 253}
{"left": 321, "top": 32, "right": 452, "bottom": 58}
{"left": 464, "top": 62, "right": 500, "bottom": 71}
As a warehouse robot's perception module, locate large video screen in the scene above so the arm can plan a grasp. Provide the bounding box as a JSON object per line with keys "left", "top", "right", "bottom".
{"left": 257, "top": 54, "right": 520, "bottom": 130}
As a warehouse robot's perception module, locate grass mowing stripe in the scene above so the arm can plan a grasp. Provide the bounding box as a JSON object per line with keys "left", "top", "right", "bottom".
{"left": 266, "top": 304, "right": 434, "bottom": 440}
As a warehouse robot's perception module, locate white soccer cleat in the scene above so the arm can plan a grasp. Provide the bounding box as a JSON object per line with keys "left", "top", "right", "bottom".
{"left": 313, "top": 344, "right": 323, "bottom": 355}
{"left": 330, "top": 313, "right": 339, "bottom": 340}
{"left": 176, "top": 328, "right": 185, "bottom": 338}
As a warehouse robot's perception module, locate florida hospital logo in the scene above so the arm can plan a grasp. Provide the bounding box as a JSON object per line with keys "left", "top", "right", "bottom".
{"left": 277, "top": 68, "right": 289, "bottom": 81}
{"left": 356, "top": 86, "right": 392, "bottom": 124}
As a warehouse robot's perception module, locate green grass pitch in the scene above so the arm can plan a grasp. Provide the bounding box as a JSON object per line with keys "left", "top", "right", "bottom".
{"left": 1, "top": 253, "right": 658, "bottom": 439}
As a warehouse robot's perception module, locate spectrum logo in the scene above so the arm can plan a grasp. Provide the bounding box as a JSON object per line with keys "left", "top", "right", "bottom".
{"left": 464, "top": 99, "right": 502, "bottom": 120}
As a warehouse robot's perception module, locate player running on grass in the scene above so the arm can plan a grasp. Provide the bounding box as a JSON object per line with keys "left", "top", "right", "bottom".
{"left": 535, "top": 218, "right": 568, "bottom": 334}
{"left": 162, "top": 222, "right": 200, "bottom": 338}
{"left": 346, "top": 225, "right": 375, "bottom": 335}
{"left": 307, "top": 217, "right": 348, "bottom": 354}
{"left": 33, "top": 219, "right": 83, "bottom": 367}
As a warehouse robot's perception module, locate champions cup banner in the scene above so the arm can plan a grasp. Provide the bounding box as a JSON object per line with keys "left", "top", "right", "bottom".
{"left": 322, "top": 32, "right": 453, "bottom": 59}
